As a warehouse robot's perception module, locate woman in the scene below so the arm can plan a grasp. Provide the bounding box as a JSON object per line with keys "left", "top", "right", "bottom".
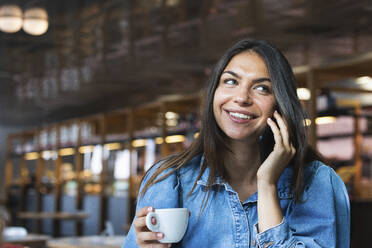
{"left": 123, "top": 39, "right": 350, "bottom": 248}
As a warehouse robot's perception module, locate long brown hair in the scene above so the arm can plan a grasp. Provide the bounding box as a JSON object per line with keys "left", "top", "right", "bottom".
{"left": 140, "top": 38, "right": 322, "bottom": 201}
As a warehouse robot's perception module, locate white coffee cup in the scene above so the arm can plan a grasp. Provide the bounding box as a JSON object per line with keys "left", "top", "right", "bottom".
{"left": 145, "top": 208, "right": 189, "bottom": 243}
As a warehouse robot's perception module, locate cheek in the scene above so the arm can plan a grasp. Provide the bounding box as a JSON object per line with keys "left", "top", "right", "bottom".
{"left": 270, "top": 100, "right": 277, "bottom": 114}
{"left": 268, "top": 105, "right": 276, "bottom": 116}
{"left": 212, "top": 94, "right": 219, "bottom": 119}
{"left": 255, "top": 98, "right": 276, "bottom": 115}
{"left": 212, "top": 89, "right": 228, "bottom": 125}
{"left": 213, "top": 89, "right": 223, "bottom": 111}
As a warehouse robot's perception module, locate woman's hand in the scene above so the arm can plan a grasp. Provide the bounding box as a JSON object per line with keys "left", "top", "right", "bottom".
{"left": 256, "top": 110, "right": 296, "bottom": 233}
{"left": 257, "top": 110, "right": 296, "bottom": 185}
{"left": 133, "top": 206, "right": 171, "bottom": 248}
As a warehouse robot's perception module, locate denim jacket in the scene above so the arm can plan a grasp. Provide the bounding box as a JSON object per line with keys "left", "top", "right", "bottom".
{"left": 123, "top": 154, "right": 350, "bottom": 248}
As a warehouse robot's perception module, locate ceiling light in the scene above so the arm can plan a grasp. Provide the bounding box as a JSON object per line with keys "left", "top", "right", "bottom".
{"left": 104, "top": 143, "right": 121, "bottom": 151}
{"left": 356, "top": 76, "right": 372, "bottom": 85}
{"left": 132, "top": 139, "right": 146, "bottom": 148}
{"left": 79, "top": 145, "right": 94, "bottom": 154}
{"left": 25, "top": 152, "right": 39, "bottom": 160}
{"left": 315, "top": 116, "right": 336, "bottom": 125}
{"left": 165, "top": 135, "right": 185, "bottom": 143}
{"left": 166, "top": 0, "right": 180, "bottom": 6}
{"left": 22, "top": 7, "right": 48, "bottom": 36}
{"left": 155, "top": 137, "right": 164, "bottom": 144}
{"left": 297, "top": 88, "right": 311, "bottom": 101}
{"left": 59, "top": 148, "right": 75, "bottom": 156}
{"left": 165, "top": 111, "right": 179, "bottom": 120}
{"left": 0, "top": 5, "right": 23, "bottom": 33}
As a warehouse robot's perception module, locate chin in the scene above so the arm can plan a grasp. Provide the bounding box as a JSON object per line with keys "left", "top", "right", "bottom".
{"left": 225, "top": 132, "right": 258, "bottom": 142}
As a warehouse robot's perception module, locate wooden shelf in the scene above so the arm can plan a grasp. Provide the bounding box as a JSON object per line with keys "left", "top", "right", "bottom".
{"left": 5, "top": 93, "right": 201, "bottom": 236}
{"left": 19, "top": 211, "right": 89, "bottom": 220}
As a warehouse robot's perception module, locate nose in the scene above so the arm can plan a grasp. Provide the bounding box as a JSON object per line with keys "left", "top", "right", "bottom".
{"left": 233, "top": 88, "right": 252, "bottom": 105}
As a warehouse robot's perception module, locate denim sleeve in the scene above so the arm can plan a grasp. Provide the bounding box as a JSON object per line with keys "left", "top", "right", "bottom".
{"left": 254, "top": 165, "right": 350, "bottom": 248}
{"left": 122, "top": 163, "right": 180, "bottom": 248}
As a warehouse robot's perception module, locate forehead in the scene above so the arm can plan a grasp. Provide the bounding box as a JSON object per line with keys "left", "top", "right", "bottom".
{"left": 224, "top": 51, "right": 269, "bottom": 75}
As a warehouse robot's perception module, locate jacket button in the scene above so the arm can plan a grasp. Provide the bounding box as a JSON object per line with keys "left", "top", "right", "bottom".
{"left": 251, "top": 240, "right": 256, "bottom": 246}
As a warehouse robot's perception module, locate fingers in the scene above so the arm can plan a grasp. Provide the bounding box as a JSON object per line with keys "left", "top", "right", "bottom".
{"left": 134, "top": 207, "right": 171, "bottom": 248}
{"left": 133, "top": 215, "right": 146, "bottom": 230}
{"left": 136, "top": 231, "right": 164, "bottom": 243}
{"left": 273, "top": 111, "right": 290, "bottom": 148}
{"left": 267, "top": 117, "right": 282, "bottom": 147}
{"left": 267, "top": 111, "right": 296, "bottom": 156}
{"left": 136, "top": 232, "right": 170, "bottom": 248}
{"left": 136, "top": 206, "right": 154, "bottom": 218}
{"left": 136, "top": 231, "right": 171, "bottom": 248}
{"left": 136, "top": 232, "right": 167, "bottom": 248}
{"left": 134, "top": 206, "right": 153, "bottom": 232}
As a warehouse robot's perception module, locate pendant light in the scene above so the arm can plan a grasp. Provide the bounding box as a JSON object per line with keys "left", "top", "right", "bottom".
{"left": 0, "top": 5, "right": 23, "bottom": 33}
{"left": 22, "top": 7, "right": 48, "bottom": 36}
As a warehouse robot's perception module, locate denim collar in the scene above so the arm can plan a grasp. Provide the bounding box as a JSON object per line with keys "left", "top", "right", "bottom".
{"left": 196, "top": 154, "right": 294, "bottom": 202}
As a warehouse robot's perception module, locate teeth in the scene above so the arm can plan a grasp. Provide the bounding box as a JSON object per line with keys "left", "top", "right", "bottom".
{"left": 229, "top": 112, "right": 253, "bottom": 119}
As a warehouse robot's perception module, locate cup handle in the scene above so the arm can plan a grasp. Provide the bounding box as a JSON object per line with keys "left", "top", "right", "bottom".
{"left": 145, "top": 212, "right": 159, "bottom": 232}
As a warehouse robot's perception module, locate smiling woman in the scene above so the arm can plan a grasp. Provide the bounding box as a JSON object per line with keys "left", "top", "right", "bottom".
{"left": 213, "top": 51, "right": 276, "bottom": 142}
{"left": 122, "top": 39, "right": 350, "bottom": 248}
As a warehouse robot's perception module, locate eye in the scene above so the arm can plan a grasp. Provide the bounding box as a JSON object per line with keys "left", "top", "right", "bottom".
{"left": 255, "top": 85, "right": 271, "bottom": 94}
{"left": 223, "top": 78, "right": 237, "bottom": 85}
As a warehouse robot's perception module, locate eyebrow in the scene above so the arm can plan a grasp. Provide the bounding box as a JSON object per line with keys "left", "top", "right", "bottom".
{"left": 222, "top": 70, "right": 271, "bottom": 83}
{"left": 222, "top": 70, "right": 241, "bottom": 79}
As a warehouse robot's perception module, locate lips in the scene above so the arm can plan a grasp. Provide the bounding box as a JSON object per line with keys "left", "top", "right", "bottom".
{"left": 229, "top": 112, "right": 253, "bottom": 120}
{"left": 225, "top": 110, "right": 257, "bottom": 122}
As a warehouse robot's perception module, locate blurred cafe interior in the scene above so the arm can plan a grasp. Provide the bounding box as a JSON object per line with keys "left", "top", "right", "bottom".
{"left": 1, "top": 0, "right": 372, "bottom": 247}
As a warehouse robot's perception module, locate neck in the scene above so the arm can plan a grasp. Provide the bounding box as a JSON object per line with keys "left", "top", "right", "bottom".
{"left": 223, "top": 138, "right": 261, "bottom": 183}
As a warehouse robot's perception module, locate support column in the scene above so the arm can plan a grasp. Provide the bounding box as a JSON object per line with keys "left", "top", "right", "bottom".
{"left": 307, "top": 69, "right": 317, "bottom": 149}
{"left": 75, "top": 121, "right": 83, "bottom": 236}
{"left": 35, "top": 130, "right": 44, "bottom": 233}
{"left": 99, "top": 115, "right": 108, "bottom": 232}
{"left": 161, "top": 103, "right": 169, "bottom": 157}
{"left": 353, "top": 104, "right": 363, "bottom": 198}
{"left": 54, "top": 125, "right": 62, "bottom": 237}
{"left": 128, "top": 109, "right": 136, "bottom": 223}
